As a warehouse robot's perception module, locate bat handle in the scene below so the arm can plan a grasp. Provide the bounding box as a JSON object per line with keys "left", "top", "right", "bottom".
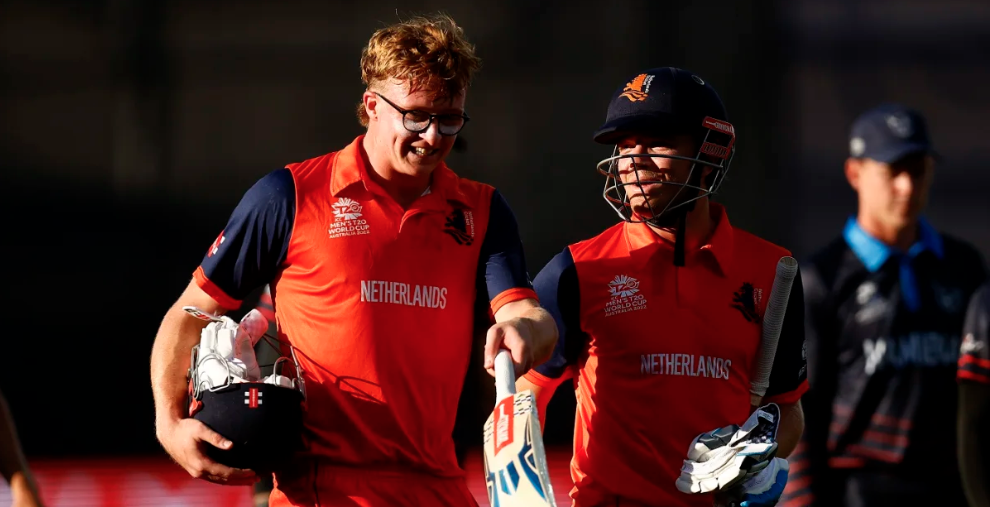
{"left": 494, "top": 349, "right": 516, "bottom": 401}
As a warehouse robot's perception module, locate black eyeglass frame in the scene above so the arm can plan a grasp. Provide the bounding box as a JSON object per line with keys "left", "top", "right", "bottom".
{"left": 374, "top": 92, "right": 470, "bottom": 136}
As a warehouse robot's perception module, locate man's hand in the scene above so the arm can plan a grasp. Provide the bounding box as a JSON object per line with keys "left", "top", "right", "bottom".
{"left": 715, "top": 458, "right": 789, "bottom": 507}
{"left": 156, "top": 417, "right": 258, "bottom": 486}
{"left": 676, "top": 404, "right": 785, "bottom": 503}
{"left": 486, "top": 298, "right": 558, "bottom": 378}
{"left": 484, "top": 318, "right": 536, "bottom": 378}
{"left": 9, "top": 471, "right": 43, "bottom": 507}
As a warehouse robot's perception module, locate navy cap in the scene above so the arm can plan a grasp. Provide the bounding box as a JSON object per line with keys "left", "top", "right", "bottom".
{"left": 593, "top": 67, "right": 728, "bottom": 144}
{"left": 849, "top": 104, "right": 937, "bottom": 163}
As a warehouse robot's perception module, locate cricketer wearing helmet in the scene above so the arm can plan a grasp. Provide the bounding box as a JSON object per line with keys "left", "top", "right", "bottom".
{"left": 517, "top": 67, "right": 809, "bottom": 507}
{"left": 150, "top": 13, "right": 558, "bottom": 507}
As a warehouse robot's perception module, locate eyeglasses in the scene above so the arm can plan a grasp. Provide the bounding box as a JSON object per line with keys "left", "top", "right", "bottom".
{"left": 374, "top": 92, "right": 470, "bottom": 136}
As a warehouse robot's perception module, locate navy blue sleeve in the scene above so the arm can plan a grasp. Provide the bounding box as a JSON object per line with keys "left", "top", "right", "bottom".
{"left": 196, "top": 169, "right": 295, "bottom": 307}
{"left": 532, "top": 248, "right": 589, "bottom": 379}
{"left": 764, "top": 266, "right": 810, "bottom": 402}
{"left": 478, "top": 190, "right": 535, "bottom": 306}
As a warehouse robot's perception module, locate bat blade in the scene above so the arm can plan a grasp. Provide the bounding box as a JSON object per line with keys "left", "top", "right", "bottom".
{"left": 482, "top": 351, "right": 556, "bottom": 507}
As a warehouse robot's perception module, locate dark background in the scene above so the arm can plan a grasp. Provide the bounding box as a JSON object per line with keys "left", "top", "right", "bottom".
{"left": 2, "top": 0, "right": 988, "bottom": 459}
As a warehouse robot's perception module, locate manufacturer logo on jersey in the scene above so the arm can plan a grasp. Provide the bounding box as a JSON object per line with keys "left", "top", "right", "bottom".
{"left": 443, "top": 208, "right": 475, "bottom": 246}
{"left": 854, "top": 281, "right": 888, "bottom": 324}
{"left": 731, "top": 282, "right": 762, "bottom": 323}
{"left": 605, "top": 275, "right": 647, "bottom": 317}
{"left": 619, "top": 73, "right": 653, "bottom": 102}
{"left": 329, "top": 197, "right": 371, "bottom": 238}
{"left": 208, "top": 231, "right": 225, "bottom": 257}
{"left": 856, "top": 282, "right": 877, "bottom": 305}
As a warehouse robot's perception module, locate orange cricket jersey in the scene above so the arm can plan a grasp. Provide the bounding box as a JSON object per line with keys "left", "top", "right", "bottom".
{"left": 524, "top": 203, "right": 809, "bottom": 507}
{"left": 193, "top": 136, "right": 536, "bottom": 485}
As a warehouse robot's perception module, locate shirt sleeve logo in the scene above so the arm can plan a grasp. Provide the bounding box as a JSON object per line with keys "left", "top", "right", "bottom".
{"left": 443, "top": 209, "right": 475, "bottom": 246}
{"left": 207, "top": 230, "right": 225, "bottom": 257}
{"left": 731, "top": 282, "right": 762, "bottom": 323}
{"left": 961, "top": 333, "right": 984, "bottom": 355}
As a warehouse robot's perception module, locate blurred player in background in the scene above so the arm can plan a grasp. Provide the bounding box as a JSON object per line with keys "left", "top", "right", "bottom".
{"left": 149, "top": 13, "right": 558, "bottom": 507}
{"left": 1, "top": 388, "right": 44, "bottom": 507}
{"left": 782, "top": 104, "right": 988, "bottom": 507}
{"left": 517, "top": 67, "right": 808, "bottom": 507}
{"left": 959, "top": 281, "right": 990, "bottom": 507}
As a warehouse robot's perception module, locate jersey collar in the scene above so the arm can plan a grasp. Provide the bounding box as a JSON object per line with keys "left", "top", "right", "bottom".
{"left": 330, "top": 135, "right": 472, "bottom": 208}
{"left": 843, "top": 216, "right": 944, "bottom": 272}
{"left": 624, "top": 202, "right": 735, "bottom": 276}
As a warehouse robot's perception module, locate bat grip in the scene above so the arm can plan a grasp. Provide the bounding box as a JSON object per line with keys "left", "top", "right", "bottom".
{"left": 494, "top": 349, "right": 516, "bottom": 401}
{"left": 750, "top": 256, "right": 798, "bottom": 402}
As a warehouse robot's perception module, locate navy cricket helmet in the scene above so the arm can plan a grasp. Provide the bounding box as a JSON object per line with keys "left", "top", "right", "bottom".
{"left": 594, "top": 67, "right": 736, "bottom": 228}
{"left": 184, "top": 308, "right": 307, "bottom": 473}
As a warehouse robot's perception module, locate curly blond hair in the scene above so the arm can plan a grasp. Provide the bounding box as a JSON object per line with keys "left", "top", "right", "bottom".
{"left": 357, "top": 13, "right": 481, "bottom": 126}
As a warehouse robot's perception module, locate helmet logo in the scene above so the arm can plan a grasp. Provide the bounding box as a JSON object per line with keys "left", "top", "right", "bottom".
{"left": 692, "top": 75, "right": 705, "bottom": 85}
{"left": 245, "top": 387, "right": 262, "bottom": 408}
{"left": 619, "top": 73, "right": 654, "bottom": 102}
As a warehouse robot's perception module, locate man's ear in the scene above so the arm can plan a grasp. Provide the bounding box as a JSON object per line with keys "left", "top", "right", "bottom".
{"left": 845, "top": 157, "right": 862, "bottom": 192}
{"left": 362, "top": 91, "right": 379, "bottom": 122}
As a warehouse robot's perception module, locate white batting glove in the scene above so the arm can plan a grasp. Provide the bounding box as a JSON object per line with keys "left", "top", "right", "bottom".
{"left": 675, "top": 404, "right": 782, "bottom": 495}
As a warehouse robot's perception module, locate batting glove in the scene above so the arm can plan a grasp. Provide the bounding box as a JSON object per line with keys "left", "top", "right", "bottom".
{"left": 675, "top": 403, "right": 783, "bottom": 495}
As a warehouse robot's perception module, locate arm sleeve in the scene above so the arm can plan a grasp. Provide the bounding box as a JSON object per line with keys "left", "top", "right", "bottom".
{"left": 958, "top": 283, "right": 990, "bottom": 507}
{"left": 193, "top": 168, "right": 295, "bottom": 309}
{"left": 764, "top": 266, "right": 810, "bottom": 404}
{"left": 524, "top": 248, "right": 589, "bottom": 384}
{"left": 478, "top": 190, "right": 537, "bottom": 314}
{"left": 781, "top": 262, "right": 838, "bottom": 507}
{"left": 959, "top": 283, "right": 990, "bottom": 384}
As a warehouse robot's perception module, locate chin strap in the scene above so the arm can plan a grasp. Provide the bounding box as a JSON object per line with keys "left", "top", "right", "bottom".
{"left": 674, "top": 210, "right": 687, "bottom": 267}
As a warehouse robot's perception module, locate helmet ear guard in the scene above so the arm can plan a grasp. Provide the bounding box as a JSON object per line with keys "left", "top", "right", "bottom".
{"left": 183, "top": 306, "right": 307, "bottom": 473}
{"left": 697, "top": 116, "right": 735, "bottom": 194}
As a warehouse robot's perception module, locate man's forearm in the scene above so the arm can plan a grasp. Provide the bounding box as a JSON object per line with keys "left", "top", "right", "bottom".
{"left": 521, "top": 306, "right": 559, "bottom": 367}
{"left": 775, "top": 400, "right": 805, "bottom": 458}
{"left": 151, "top": 306, "right": 209, "bottom": 429}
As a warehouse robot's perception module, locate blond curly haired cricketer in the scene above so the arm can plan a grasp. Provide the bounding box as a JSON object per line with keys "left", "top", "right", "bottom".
{"left": 357, "top": 13, "right": 482, "bottom": 126}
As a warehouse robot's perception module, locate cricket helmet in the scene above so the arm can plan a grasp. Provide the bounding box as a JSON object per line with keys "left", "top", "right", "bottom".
{"left": 593, "top": 67, "right": 736, "bottom": 227}
{"left": 185, "top": 309, "right": 307, "bottom": 473}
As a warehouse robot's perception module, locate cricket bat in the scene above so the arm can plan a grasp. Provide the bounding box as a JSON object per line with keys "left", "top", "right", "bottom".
{"left": 750, "top": 256, "right": 799, "bottom": 408}
{"left": 483, "top": 350, "right": 557, "bottom": 507}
